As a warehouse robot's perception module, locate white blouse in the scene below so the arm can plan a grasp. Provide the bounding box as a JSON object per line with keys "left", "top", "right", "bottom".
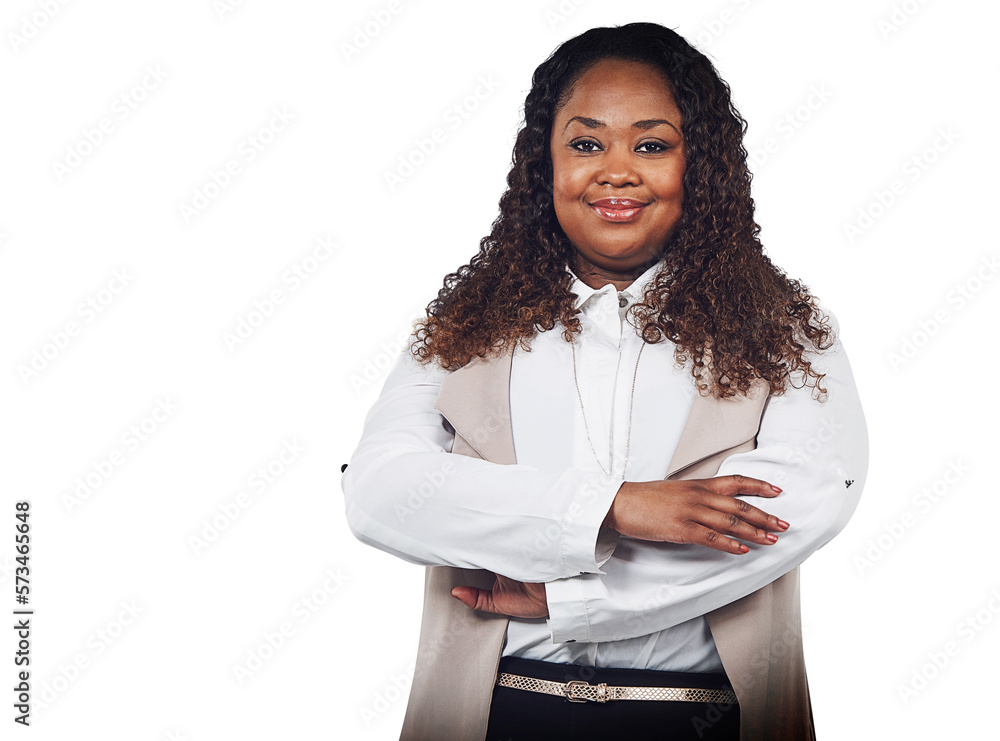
{"left": 342, "top": 259, "right": 868, "bottom": 672}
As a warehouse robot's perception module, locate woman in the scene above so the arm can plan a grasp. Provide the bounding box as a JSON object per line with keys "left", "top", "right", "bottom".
{"left": 343, "top": 22, "right": 867, "bottom": 741}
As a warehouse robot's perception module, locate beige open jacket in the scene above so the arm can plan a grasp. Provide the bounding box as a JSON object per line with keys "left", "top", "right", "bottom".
{"left": 398, "top": 348, "right": 817, "bottom": 741}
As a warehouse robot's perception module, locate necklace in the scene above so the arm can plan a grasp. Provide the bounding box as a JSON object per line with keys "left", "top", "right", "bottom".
{"left": 570, "top": 339, "right": 645, "bottom": 480}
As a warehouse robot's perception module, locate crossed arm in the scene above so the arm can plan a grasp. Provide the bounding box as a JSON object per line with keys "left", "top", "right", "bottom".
{"left": 450, "top": 473, "right": 789, "bottom": 619}
{"left": 343, "top": 327, "right": 868, "bottom": 643}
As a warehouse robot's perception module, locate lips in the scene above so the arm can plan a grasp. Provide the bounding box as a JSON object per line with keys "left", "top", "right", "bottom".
{"left": 589, "top": 197, "right": 648, "bottom": 222}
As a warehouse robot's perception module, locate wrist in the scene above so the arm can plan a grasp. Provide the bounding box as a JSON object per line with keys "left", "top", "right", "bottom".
{"left": 604, "top": 481, "right": 631, "bottom": 533}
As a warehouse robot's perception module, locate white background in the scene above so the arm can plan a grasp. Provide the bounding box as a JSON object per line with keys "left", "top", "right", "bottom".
{"left": 2, "top": 0, "right": 997, "bottom": 738}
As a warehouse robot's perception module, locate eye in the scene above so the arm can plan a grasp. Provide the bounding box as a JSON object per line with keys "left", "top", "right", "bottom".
{"left": 569, "top": 139, "right": 602, "bottom": 152}
{"left": 636, "top": 140, "right": 670, "bottom": 154}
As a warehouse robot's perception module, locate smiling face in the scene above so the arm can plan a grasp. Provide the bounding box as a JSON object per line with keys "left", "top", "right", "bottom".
{"left": 550, "top": 57, "right": 686, "bottom": 288}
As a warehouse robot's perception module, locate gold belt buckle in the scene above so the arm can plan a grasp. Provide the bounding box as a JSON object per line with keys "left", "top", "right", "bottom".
{"left": 564, "top": 680, "right": 589, "bottom": 703}
{"left": 564, "top": 680, "right": 610, "bottom": 703}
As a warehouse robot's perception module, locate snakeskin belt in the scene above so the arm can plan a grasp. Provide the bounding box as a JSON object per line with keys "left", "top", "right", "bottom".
{"left": 496, "top": 672, "right": 738, "bottom": 704}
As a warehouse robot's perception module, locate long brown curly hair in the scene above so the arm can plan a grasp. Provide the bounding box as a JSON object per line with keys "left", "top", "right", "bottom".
{"left": 410, "top": 22, "right": 832, "bottom": 399}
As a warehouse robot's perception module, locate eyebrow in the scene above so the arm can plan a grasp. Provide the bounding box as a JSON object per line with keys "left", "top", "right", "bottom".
{"left": 563, "top": 116, "right": 680, "bottom": 135}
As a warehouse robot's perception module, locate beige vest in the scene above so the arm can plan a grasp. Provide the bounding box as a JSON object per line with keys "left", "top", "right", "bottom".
{"left": 398, "top": 349, "right": 816, "bottom": 740}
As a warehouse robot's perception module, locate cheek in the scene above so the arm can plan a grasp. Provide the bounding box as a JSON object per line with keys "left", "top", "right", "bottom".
{"left": 657, "top": 172, "right": 684, "bottom": 208}
{"left": 671, "top": 161, "right": 686, "bottom": 201}
{"left": 551, "top": 168, "right": 574, "bottom": 203}
{"left": 550, "top": 154, "right": 584, "bottom": 202}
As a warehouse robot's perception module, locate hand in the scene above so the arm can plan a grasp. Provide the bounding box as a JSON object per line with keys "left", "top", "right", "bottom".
{"left": 451, "top": 574, "right": 549, "bottom": 619}
{"left": 603, "top": 474, "right": 790, "bottom": 555}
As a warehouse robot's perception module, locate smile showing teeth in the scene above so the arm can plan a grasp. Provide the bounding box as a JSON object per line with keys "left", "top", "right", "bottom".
{"left": 589, "top": 199, "right": 647, "bottom": 222}
{"left": 594, "top": 206, "right": 642, "bottom": 221}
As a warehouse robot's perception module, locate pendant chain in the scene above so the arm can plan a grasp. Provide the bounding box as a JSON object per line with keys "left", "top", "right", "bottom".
{"left": 570, "top": 339, "right": 644, "bottom": 480}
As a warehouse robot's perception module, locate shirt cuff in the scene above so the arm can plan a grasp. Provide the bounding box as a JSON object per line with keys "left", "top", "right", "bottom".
{"left": 558, "top": 471, "right": 622, "bottom": 576}
{"left": 544, "top": 572, "right": 609, "bottom": 644}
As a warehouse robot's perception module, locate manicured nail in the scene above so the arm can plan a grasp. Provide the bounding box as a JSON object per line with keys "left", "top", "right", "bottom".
{"left": 738, "top": 544, "right": 749, "bottom": 553}
{"left": 770, "top": 485, "right": 782, "bottom": 493}
{"left": 777, "top": 519, "right": 790, "bottom": 530}
{"left": 765, "top": 533, "right": 778, "bottom": 543}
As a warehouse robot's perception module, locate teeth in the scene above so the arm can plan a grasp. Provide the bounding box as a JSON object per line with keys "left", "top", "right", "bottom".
{"left": 596, "top": 206, "right": 640, "bottom": 220}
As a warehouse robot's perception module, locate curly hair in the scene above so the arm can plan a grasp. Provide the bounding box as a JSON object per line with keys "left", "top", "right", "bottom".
{"left": 410, "top": 21, "right": 832, "bottom": 399}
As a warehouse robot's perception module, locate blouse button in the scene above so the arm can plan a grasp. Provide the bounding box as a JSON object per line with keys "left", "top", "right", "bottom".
{"left": 618, "top": 294, "right": 628, "bottom": 308}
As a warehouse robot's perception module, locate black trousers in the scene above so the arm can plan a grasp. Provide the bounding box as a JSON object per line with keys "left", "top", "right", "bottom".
{"left": 485, "top": 657, "right": 740, "bottom": 741}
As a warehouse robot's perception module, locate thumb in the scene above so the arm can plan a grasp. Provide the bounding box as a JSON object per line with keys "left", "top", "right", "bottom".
{"left": 451, "top": 586, "right": 494, "bottom": 612}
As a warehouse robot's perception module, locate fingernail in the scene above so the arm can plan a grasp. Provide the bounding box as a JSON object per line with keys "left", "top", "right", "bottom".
{"left": 770, "top": 485, "right": 782, "bottom": 493}
{"left": 738, "top": 544, "right": 749, "bottom": 553}
{"left": 777, "top": 519, "right": 790, "bottom": 530}
{"left": 766, "top": 533, "right": 778, "bottom": 543}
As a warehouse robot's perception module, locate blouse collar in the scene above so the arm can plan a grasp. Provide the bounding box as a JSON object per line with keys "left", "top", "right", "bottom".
{"left": 566, "top": 258, "right": 665, "bottom": 311}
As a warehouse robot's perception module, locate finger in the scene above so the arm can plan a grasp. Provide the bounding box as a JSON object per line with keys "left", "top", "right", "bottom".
{"left": 712, "top": 473, "right": 782, "bottom": 497}
{"left": 682, "top": 521, "right": 750, "bottom": 555}
{"left": 713, "top": 495, "right": 789, "bottom": 533}
{"left": 450, "top": 586, "right": 496, "bottom": 613}
{"left": 696, "top": 504, "right": 781, "bottom": 546}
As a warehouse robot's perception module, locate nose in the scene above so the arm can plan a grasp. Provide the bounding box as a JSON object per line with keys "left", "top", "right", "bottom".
{"left": 596, "top": 144, "right": 640, "bottom": 187}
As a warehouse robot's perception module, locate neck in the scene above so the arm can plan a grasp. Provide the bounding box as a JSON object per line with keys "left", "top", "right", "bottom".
{"left": 571, "top": 253, "right": 655, "bottom": 291}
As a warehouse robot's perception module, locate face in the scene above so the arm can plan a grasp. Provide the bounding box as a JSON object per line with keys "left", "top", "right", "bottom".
{"left": 550, "top": 57, "right": 685, "bottom": 280}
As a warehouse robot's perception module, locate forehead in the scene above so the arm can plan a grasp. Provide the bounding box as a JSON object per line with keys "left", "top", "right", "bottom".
{"left": 555, "top": 58, "right": 681, "bottom": 121}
